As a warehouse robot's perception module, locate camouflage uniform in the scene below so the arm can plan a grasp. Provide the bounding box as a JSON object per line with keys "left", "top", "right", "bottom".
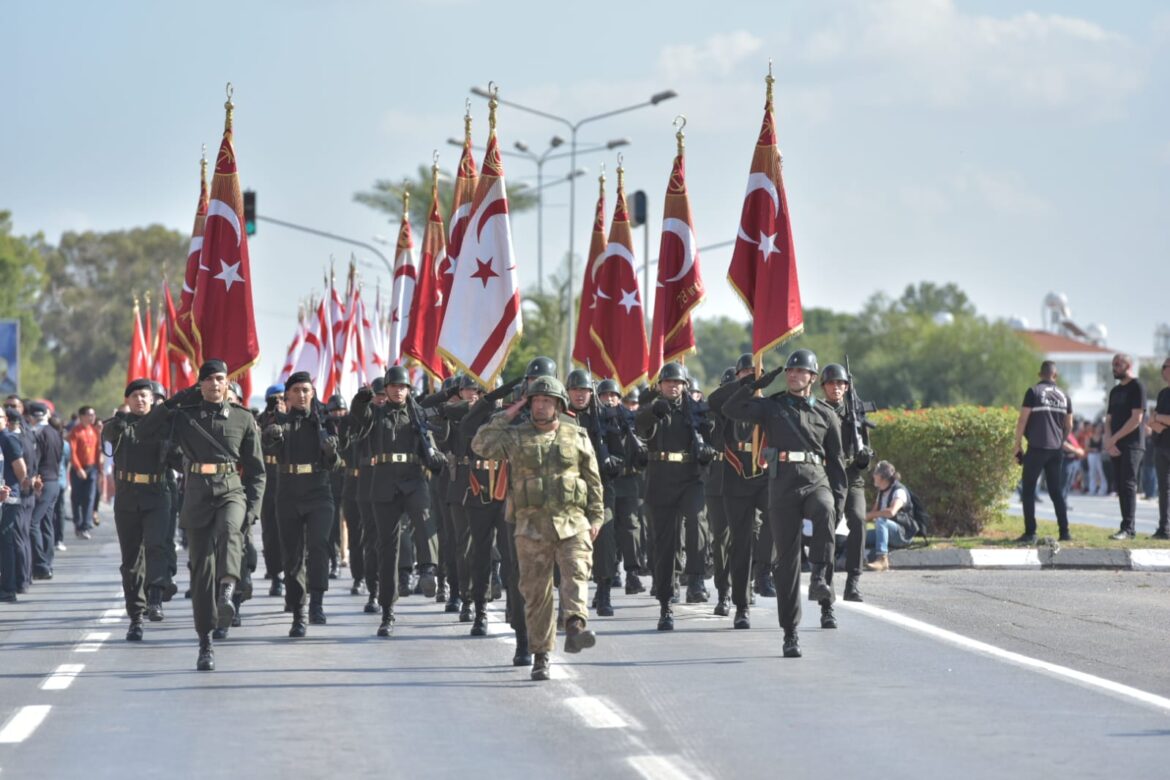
{"left": 472, "top": 410, "right": 604, "bottom": 655}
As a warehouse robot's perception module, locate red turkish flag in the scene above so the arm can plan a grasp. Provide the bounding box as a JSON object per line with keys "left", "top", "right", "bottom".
{"left": 589, "top": 169, "right": 648, "bottom": 393}
{"left": 173, "top": 156, "right": 208, "bottom": 364}
{"left": 402, "top": 176, "right": 449, "bottom": 381}
{"left": 438, "top": 125, "right": 478, "bottom": 357}
{"left": 190, "top": 105, "right": 260, "bottom": 390}
{"left": 649, "top": 150, "right": 705, "bottom": 382}
{"left": 162, "top": 284, "right": 195, "bottom": 388}
{"left": 573, "top": 176, "right": 608, "bottom": 374}
{"left": 727, "top": 83, "right": 803, "bottom": 360}
{"left": 126, "top": 301, "right": 150, "bottom": 386}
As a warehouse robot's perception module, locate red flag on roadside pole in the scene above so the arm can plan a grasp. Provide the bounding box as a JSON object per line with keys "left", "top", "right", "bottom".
{"left": 126, "top": 298, "right": 150, "bottom": 385}
{"left": 727, "top": 67, "right": 804, "bottom": 361}
{"left": 402, "top": 159, "right": 450, "bottom": 381}
{"left": 572, "top": 170, "right": 608, "bottom": 374}
{"left": 174, "top": 151, "right": 208, "bottom": 365}
{"left": 590, "top": 160, "right": 649, "bottom": 393}
{"left": 438, "top": 87, "right": 522, "bottom": 388}
{"left": 162, "top": 283, "right": 195, "bottom": 388}
{"left": 190, "top": 86, "right": 260, "bottom": 400}
{"left": 649, "top": 123, "right": 706, "bottom": 382}
{"left": 388, "top": 192, "right": 417, "bottom": 368}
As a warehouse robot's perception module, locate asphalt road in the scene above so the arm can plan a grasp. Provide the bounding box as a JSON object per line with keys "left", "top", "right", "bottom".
{"left": 2, "top": 520, "right": 1168, "bottom": 779}
{"left": 1007, "top": 492, "right": 1164, "bottom": 535}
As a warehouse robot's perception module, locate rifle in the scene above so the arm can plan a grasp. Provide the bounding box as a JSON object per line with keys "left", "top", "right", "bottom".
{"left": 679, "top": 385, "right": 717, "bottom": 466}
{"left": 843, "top": 354, "right": 877, "bottom": 470}
{"left": 406, "top": 392, "right": 446, "bottom": 472}
{"left": 584, "top": 361, "right": 617, "bottom": 477}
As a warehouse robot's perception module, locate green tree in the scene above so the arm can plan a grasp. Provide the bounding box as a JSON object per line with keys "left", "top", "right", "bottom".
{"left": 37, "top": 225, "right": 188, "bottom": 413}
{"left": 690, "top": 316, "right": 751, "bottom": 388}
{"left": 893, "top": 281, "right": 976, "bottom": 318}
{"left": 0, "top": 212, "right": 54, "bottom": 397}
{"left": 354, "top": 165, "right": 538, "bottom": 231}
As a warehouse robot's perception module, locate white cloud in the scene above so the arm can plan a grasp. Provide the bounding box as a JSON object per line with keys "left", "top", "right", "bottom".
{"left": 658, "top": 31, "right": 765, "bottom": 80}
{"left": 953, "top": 168, "right": 1053, "bottom": 217}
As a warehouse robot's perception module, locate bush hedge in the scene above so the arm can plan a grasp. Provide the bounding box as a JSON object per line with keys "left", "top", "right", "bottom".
{"left": 867, "top": 405, "right": 1017, "bottom": 537}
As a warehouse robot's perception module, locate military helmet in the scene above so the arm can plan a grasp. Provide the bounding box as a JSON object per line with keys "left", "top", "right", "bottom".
{"left": 525, "top": 356, "right": 558, "bottom": 379}
{"left": 566, "top": 368, "right": 594, "bottom": 391}
{"left": 525, "top": 375, "right": 568, "bottom": 407}
{"left": 441, "top": 374, "right": 461, "bottom": 395}
{"left": 150, "top": 381, "right": 168, "bottom": 400}
{"left": 458, "top": 374, "right": 484, "bottom": 392}
{"left": 596, "top": 379, "right": 621, "bottom": 397}
{"left": 820, "top": 363, "right": 849, "bottom": 384}
{"left": 384, "top": 365, "right": 411, "bottom": 387}
{"left": 264, "top": 384, "right": 284, "bottom": 400}
{"left": 785, "top": 349, "right": 819, "bottom": 374}
{"left": 325, "top": 394, "right": 347, "bottom": 412}
{"left": 370, "top": 377, "right": 386, "bottom": 394}
{"left": 720, "top": 367, "right": 737, "bottom": 386}
{"left": 229, "top": 382, "right": 244, "bottom": 402}
{"left": 735, "top": 353, "right": 754, "bottom": 373}
{"left": 658, "top": 362, "right": 688, "bottom": 383}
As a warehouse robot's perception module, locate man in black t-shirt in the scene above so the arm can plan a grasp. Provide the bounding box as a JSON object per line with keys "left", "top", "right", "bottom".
{"left": 1146, "top": 358, "right": 1170, "bottom": 540}
{"left": 1104, "top": 353, "right": 1147, "bottom": 540}
{"left": 1013, "top": 361, "right": 1073, "bottom": 542}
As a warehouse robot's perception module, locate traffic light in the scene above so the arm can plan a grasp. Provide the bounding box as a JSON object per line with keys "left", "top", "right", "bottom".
{"left": 629, "top": 190, "right": 647, "bottom": 228}
{"left": 243, "top": 190, "right": 256, "bottom": 236}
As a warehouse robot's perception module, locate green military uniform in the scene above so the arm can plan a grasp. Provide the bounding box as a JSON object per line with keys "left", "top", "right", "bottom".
{"left": 472, "top": 385, "right": 604, "bottom": 669}
{"left": 136, "top": 379, "right": 266, "bottom": 648}
{"left": 256, "top": 389, "right": 285, "bottom": 595}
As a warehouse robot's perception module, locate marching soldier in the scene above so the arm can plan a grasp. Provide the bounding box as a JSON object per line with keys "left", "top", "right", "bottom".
{"left": 597, "top": 379, "right": 647, "bottom": 595}
{"left": 350, "top": 376, "right": 385, "bottom": 614}
{"left": 149, "top": 381, "right": 182, "bottom": 596}
{"left": 102, "top": 379, "right": 177, "bottom": 640}
{"left": 704, "top": 368, "right": 735, "bottom": 618}
{"left": 723, "top": 349, "right": 847, "bottom": 658}
{"left": 820, "top": 363, "right": 871, "bottom": 605}
{"left": 135, "top": 359, "right": 265, "bottom": 672}
{"left": 331, "top": 394, "right": 367, "bottom": 598}
{"left": 261, "top": 372, "right": 339, "bottom": 637}
{"left": 257, "top": 384, "right": 286, "bottom": 597}
{"left": 635, "top": 362, "right": 716, "bottom": 631}
{"left": 472, "top": 376, "right": 604, "bottom": 681}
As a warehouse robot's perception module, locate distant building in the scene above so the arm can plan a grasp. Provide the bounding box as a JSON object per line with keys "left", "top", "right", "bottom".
{"left": 1018, "top": 330, "right": 1113, "bottom": 420}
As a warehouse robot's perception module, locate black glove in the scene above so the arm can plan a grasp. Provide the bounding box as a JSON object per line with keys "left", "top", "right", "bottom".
{"left": 166, "top": 385, "right": 201, "bottom": 409}
{"left": 752, "top": 367, "right": 784, "bottom": 391}
{"left": 320, "top": 434, "right": 338, "bottom": 458}
{"left": 353, "top": 386, "right": 373, "bottom": 405}
{"left": 424, "top": 447, "right": 448, "bottom": 473}
{"left": 652, "top": 398, "right": 671, "bottom": 418}
{"left": 695, "top": 443, "right": 717, "bottom": 466}
{"left": 484, "top": 376, "right": 524, "bottom": 404}
{"left": 600, "top": 454, "right": 623, "bottom": 478}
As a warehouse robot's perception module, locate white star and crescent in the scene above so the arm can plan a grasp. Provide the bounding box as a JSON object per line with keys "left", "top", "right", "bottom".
{"left": 214, "top": 259, "right": 245, "bottom": 292}
{"left": 618, "top": 288, "right": 641, "bottom": 314}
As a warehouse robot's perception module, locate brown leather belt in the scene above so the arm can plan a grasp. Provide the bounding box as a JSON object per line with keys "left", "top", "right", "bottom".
{"left": 648, "top": 451, "right": 690, "bottom": 463}
{"left": 776, "top": 451, "right": 823, "bottom": 465}
{"left": 372, "top": 453, "right": 419, "bottom": 465}
{"left": 277, "top": 463, "right": 320, "bottom": 474}
{"left": 116, "top": 470, "right": 163, "bottom": 484}
{"left": 189, "top": 462, "right": 236, "bottom": 475}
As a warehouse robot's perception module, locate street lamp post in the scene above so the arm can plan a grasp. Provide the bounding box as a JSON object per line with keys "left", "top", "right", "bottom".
{"left": 470, "top": 86, "right": 677, "bottom": 369}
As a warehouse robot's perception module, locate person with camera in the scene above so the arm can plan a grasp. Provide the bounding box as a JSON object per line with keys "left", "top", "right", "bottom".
{"left": 1013, "top": 361, "right": 1073, "bottom": 543}
{"left": 864, "top": 460, "right": 914, "bottom": 570}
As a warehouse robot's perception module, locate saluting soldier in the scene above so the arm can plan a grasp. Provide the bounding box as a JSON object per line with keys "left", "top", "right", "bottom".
{"left": 635, "top": 362, "right": 716, "bottom": 631}
{"left": 820, "top": 363, "right": 871, "bottom": 606}
{"left": 723, "top": 349, "right": 848, "bottom": 658}
{"left": 135, "top": 359, "right": 265, "bottom": 672}
{"left": 350, "top": 376, "right": 385, "bottom": 614}
{"left": 596, "top": 379, "right": 647, "bottom": 595}
{"left": 703, "top": 368, "right": 735, "bottom": 618}
{"left": 102, "top": 379, "right": 178, "bottom": 640}
{"left": 261, "top": 372, "right": 339, "bottom": 637}
{"left": 472, "top": 376, "right": 604, "bottom": 681}
{"left": 257, "top": 384, "right": 286, "bottom": 598}
{"left": 330, "top": 394, "right": 367, "bottom": 598}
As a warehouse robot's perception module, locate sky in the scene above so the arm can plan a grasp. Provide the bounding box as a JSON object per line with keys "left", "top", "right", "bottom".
{"left": 6, "top": 0, "right": 1169, "bottom": 385}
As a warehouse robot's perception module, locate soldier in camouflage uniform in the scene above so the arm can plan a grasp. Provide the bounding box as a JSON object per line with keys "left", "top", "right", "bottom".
{"left": 472, "top": 376, "right": 604, "bottom": 681}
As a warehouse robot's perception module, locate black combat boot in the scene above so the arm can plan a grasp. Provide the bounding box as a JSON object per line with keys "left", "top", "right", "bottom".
{"left": 531, "top": 653, "right": 551, "bottom": 681}
{"left": 146, "top": 586, "right": 165, "bottom": 622}
{"left": 126, "top": 616, "right": 144, "bottom": 641}
{"left": 435, "top": 575, "right": 449, "bottom": 603}
{"left": 595, "top": 582, "right": 614, "bottom": 617}
{"left": 309, "top": 591, "right": 327, "bottom": 625}
{"left": 445, "top": 593, "right": 461, "bottom": 614}
{"left": 459, "top": 599, "right": 474, "bottom": 623}
{"left": 625, "top": 571, "right": 645, "bottom": 595}
{"left": 564, "top": 616, "right": 597, "bottom": 654}
{"left": 398, "top": 569, "right": 413, "bottom": 598}
{"left": 758, "top": 572, "right": 777, "bottom": 597}
{"left": 470, "top": 604, "right": 488, "bottom": 636}
{"left": 490, "top": 561, "right": 503, "bottom": 601}
{"left": 211, "top": 626, "right": 229, "bottom": 640}
{"left": 216, "top": 581, "right": 236, "bottom": 629}
{"left": 513, "top": 633, "right": 532, "bottom": 667}
{"left": 231, "top": 593, "right": 243, "bottom": 628}
{"left": 820, "top": 600, "right": 838, "bottom": 629}
{"left": 657, "top": 603, "right": 675, "bottom": 631}
{"left": 350, "top": 579, "right": 363, "bottom": 596}
{"left": 289, "top": 607, "right": 307, "bottom": 638}
{"left": 196, "top": 634, "right": 215, "bottom": 671}
{"left": 418, "top": 565, "right": 438, "bottom": 599}
{"left": 844, "top": 574, "right": 863, "bottom": 602}
{"left": 685, "top": 577, "right": 707, "bottom": 604}
{"left": 808, "top": 563, "right": 832, "bottom": 603}
{"left": 733, "top": 607, "right": 751, "bottom": 630}
{"left": 364, "top": 591, "right": 379, "bottom": 614}
{"left": 377, "top": 606, "right": 394, "bottom": 638}
{"left": 329, "top": 556, "right": 340, "bottom": 579}
{"left": 782, "top": 629, "right": 802, "bottom": 658}
{"left": 714, "top": 589, "right": 731, "bottom": 617}
{"left": 269, "top": 575, "right": 283, "bottom": 598}
{"left": 611, "top": 572, "right": 623, "bottom": 589}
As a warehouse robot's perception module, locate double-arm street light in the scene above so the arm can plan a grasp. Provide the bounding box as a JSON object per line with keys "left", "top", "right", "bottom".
{"left": 469, "top": 85, "right": 677, "bottom": 369}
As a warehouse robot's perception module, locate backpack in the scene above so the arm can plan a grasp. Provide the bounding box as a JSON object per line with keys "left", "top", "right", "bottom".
{"left": 896, "top": 486, "right": 931, "bottom": 546}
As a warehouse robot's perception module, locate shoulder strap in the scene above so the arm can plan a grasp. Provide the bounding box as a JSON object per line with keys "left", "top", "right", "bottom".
{"left": 176, "top": 408, "right": 239, "bottom": 462}
{"left": 775, "top": 398, "right": 821, "bottom": 454}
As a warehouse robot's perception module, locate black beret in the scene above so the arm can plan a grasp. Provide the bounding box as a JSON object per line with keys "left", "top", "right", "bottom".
{"left": 285, "top": 371, "right": 313, "bottom": 392}
{"left": 27, "top": 401, "right": 49, "bottom": 417}
{"left": 198, "top": 359, "right": 228, "bottom": 381}
{"left": 5, "top": 407, "right": 21, "bottom": 422}
{"left": 125, "top": 378, "right": 153, "bottom": 398}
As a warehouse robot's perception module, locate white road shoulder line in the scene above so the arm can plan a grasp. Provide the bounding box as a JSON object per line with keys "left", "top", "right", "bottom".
{"left": 74, "top": 631, "right": 111, "bottom": 653}
{"left": 563, "top": 696, "right": 629, "bottom": 729}
{"left": 0, "top": 706, "right": 52, "bottom": 744}
{"left": 98, "top": 608, "right": 123, "bottom": 624}
{"left": 968, "top": 548, "right": 1040, "bottom": 567}
{"left": 627, "top": 755, "right": 705, "bottom": 780}
{"left": 41, "top": 664, "right": 85, "bottom": 691}
{"left": 845, "top": 601, "right": 1170, "bottom": 714}
{"left": 1130, "top": 549, "right": 1170, "bottom": 570}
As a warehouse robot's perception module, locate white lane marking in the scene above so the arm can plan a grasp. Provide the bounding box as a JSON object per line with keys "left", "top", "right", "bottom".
{"left": 40, "top": 664, "right": 85, "bottom": 691}
{"left": 627, "top": 755, "right": 704, "bottom": 780}
{"left": 0, "top": 706, "right": 52, "bottom": 744}
{"left": 844, "top": 601, "right": 1170, "bottom": 714}
{"left": 548, "top": 662, "right": 576, "bottom": 681}
{"left": 563, "top": 696, "right": 629, "bottom": 729}
{"left": 968, "top": 548, "right": 1040, "bottom": 568}
{"left": 1130, "top": 549, "right": 1170, "bottom": 570}
{"left": 98, "top": 608, "right": 123, "bottom": 624}
{"left": 74, "top": 632, "right": 111, "bottom": 653}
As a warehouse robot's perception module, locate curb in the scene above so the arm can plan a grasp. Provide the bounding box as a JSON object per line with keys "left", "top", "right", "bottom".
{"left": 887, "top": 548, "right": 1170, "bottom": 571}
